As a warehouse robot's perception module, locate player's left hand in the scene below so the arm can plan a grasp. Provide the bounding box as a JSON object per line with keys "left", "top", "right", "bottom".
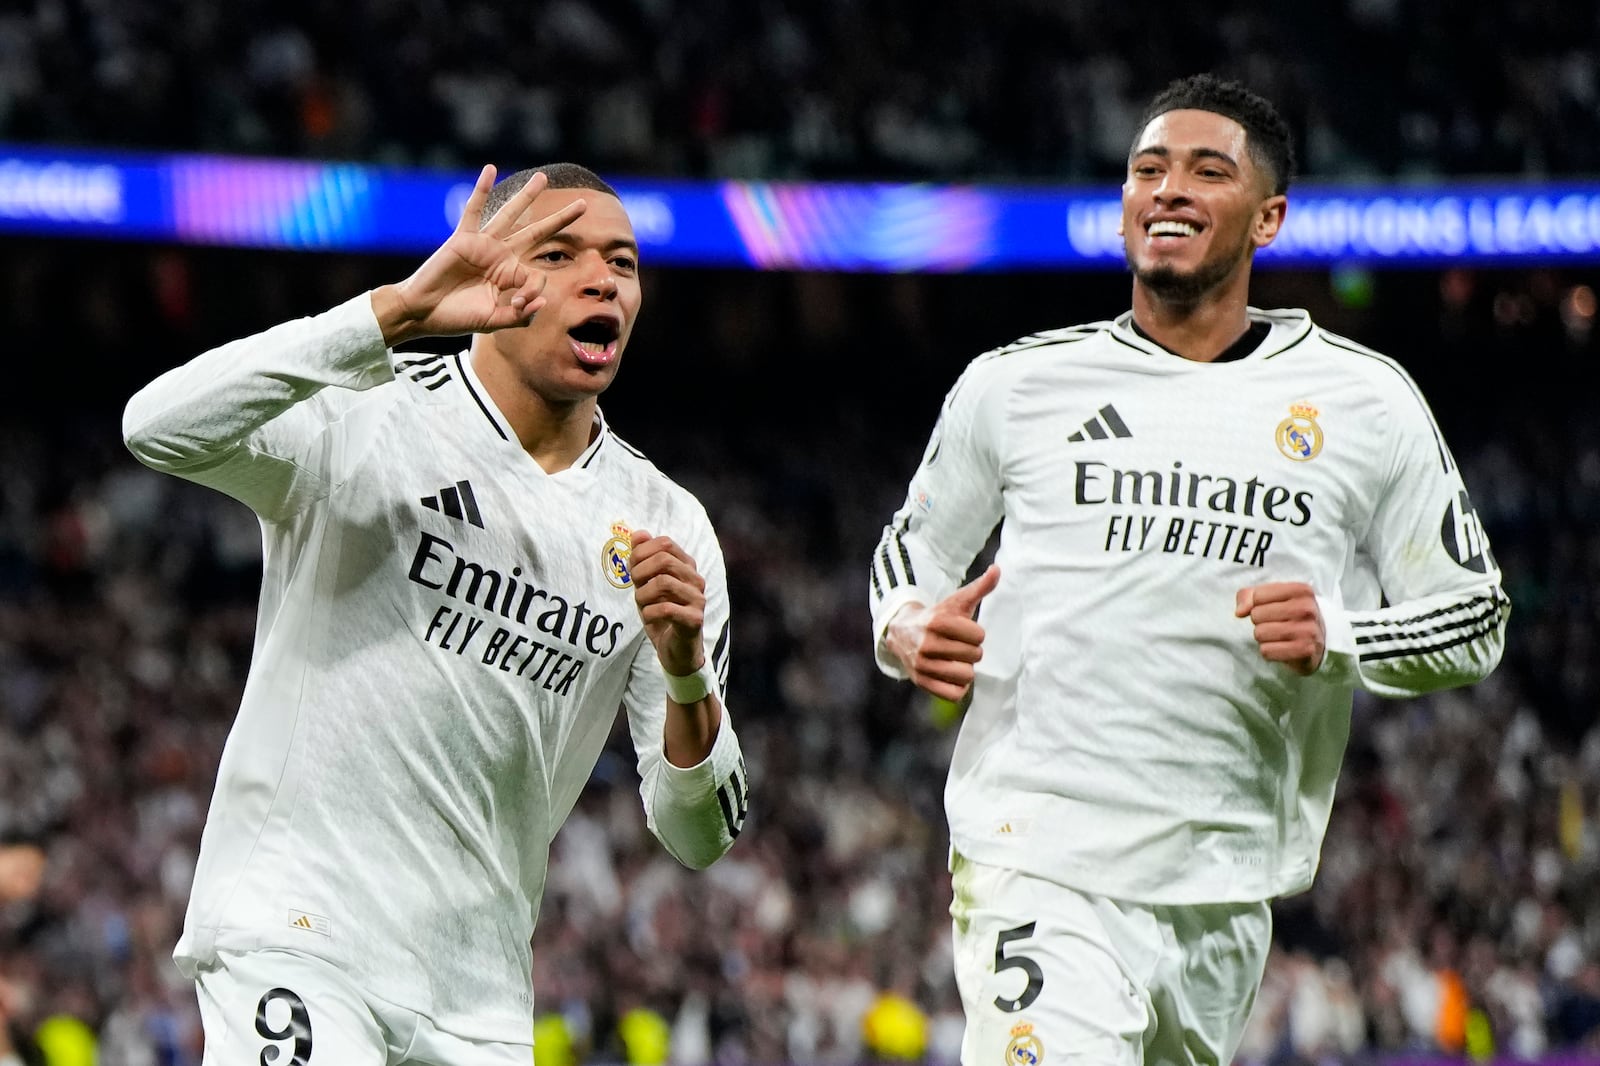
{"left": 1235, "top": 581, "right": 1325, "bottom": 675}
{"left": 629, "top": 530, "right": 707, "bottom": 677}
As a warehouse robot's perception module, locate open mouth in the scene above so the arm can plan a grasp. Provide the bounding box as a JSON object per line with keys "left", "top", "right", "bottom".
{"left": 569, "top": 317, "right": 621, "bottom": 365}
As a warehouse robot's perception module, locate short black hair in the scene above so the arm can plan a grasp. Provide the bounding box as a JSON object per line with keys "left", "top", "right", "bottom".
{"left": 1132, "top": 74, "right": 1296, "bottom": 197}
{"left": 479, "top": 162, "right": 618, "bottom": 227}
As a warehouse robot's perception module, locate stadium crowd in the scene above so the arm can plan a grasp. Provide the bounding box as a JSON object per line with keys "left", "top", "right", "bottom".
{"left": 1, "top": 0, "right": 1599, "bottom": 181}
{"left": 1, "top": 238, "right": 1598, "bottom": 1065}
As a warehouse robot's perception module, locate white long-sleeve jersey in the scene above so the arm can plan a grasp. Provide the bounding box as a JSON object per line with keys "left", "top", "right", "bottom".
{"left": 870, "top": 308, "right": 1508, "bottom": 905}
{"left": 123, "top": 295, "right": 749, "bottom": 1042}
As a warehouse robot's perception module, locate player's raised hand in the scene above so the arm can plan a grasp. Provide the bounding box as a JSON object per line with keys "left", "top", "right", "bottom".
{"left": 886, "top": 564, "right": 1000, "bottom": 702}
{"left": 373, "top": 165, "right": 589, "bottom": 344}
{"left": 1236, "top": 581, "right": 1326, "bottom": 676}
{"left": 629, "top": 529, "right": 709, "bottom": 679}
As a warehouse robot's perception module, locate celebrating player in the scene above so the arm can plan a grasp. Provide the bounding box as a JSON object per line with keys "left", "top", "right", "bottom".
{"left": 124, "top": 163, "right": 750, "bottom": 1066}
{"left": 869, "top": 74, "right": 1509, "bottom": 1066}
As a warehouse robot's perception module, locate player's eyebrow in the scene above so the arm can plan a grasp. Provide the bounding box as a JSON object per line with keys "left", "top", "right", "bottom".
{"left": 1188, "top": 147, "right": 1239, "bottom": 168}
{"left": 1131, "top": 144, "right": 1240, "bottom": 169}
{"left": 542, "top": 231, "right": 640, "bottom": 255}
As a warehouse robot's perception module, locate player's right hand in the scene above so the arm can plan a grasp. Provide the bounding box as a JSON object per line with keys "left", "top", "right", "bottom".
{"left": 885, "top": 564, "right": 1000, "bottom": 702}
{"left": 372, "top": 165, "right": 589, "bottom": 344}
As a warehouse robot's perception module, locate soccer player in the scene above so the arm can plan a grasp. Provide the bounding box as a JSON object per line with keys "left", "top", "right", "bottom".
{"left": 868, "top": 74, "right": 1509, "bottom": 1066}
{"left": 123, "top": 163, "right": 751, "bottom": 1066}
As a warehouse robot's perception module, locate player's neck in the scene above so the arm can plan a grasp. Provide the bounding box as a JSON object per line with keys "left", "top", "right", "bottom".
{"left": 468, "top": 346, "right": 599, "bottom": 473}
{"left": 1129, "top": 282, "right": 1254, "bottom": 363}
{"left": 508, "top": 400, "right": 599, "bottom": 474}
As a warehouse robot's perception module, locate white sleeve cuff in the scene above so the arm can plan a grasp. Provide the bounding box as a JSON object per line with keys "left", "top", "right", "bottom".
{"left": 325, "top": 292, "right": 400, "bottom": 389}
{"left": 871, "top": 586, "right": 930, "bottom": 679}
{"left": 1314, "top": 593, "right": 1362, "bottom": 688}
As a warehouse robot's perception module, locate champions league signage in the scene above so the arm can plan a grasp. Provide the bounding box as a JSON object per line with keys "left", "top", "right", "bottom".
{"left": 4, "top": 143, "right": 1600, "bottom": 271}
{"left": 1270, "top": 190, "right": 1600, "bottom": 260}
{"left": 1061, "top": 187, "right": 1600, "bottom": 265}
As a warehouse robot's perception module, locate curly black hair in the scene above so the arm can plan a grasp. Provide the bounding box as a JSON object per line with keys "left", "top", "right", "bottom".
{"left": 1133, "top": 74, "right": 1297, "bottom": 196}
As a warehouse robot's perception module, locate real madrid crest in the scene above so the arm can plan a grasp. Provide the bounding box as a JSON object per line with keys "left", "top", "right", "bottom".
{"left": 1006, "top": 1022, "right": 1043, "bottom": 1066}
{"left": 1275, "top": 401, "right": 1323, "bottom": 462}
{"left": 602, "top": 521, "right": 634, "bottom": 588}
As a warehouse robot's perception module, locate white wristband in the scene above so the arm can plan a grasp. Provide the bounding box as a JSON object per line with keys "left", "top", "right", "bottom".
{"left": 662, "top": 663, "right": 717, "bottom": 704}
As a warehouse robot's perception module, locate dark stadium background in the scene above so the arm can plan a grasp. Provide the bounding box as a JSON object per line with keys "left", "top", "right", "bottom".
{"left": 3, "top": 2, "right": 1600, "bottom": 1063}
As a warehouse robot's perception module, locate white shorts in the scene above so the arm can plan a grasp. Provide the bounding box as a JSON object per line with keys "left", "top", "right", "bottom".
{"left": 950, "top": 852, "right": 1271, "bottom": 1066}
{"left": 194, "top": 947, "right": 531, "bottom": 1066}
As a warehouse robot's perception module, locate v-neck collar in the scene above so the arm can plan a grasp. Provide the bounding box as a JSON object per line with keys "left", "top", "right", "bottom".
{"left": 1129, "top": 318, "right": 1270, "bottom": 362}
{"left": 454, "top": 349, "right": 610, "bottom": 476}
{"left": 1108, "top": 307, "right": 1314, "bottom": 364}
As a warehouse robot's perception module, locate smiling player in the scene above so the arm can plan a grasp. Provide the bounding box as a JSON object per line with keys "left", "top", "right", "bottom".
{"left": 125, "top": 163, "right": 750, "bottom": 1066}
{"left": 868, "top": 74, "right": 1508, "bottom": 1066}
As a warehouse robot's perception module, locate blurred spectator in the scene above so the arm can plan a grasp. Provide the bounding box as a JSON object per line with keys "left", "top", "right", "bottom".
{"left": 1, "top": 837, "right": 46, "bottom": 1066}
{"left": 0, "top": 843, "right": 44, "bottom": 908}
{"left": 1288, "top": 955, "right": 1365, "bottom": 1061}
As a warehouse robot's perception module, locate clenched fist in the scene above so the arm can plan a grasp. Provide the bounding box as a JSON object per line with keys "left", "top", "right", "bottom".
{"left": 629, "top": 529, "right": 708, "bottom": 678}
{"left": 1236, "top": 581, "right": 1325, "bottom": 676}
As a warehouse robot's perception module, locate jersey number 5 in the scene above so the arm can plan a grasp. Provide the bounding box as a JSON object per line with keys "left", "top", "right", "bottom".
{"left": 255, "top": 987, "right": 314, "bottom": 1066}
{"left": 993, "top": 922, "right": 1044, "bottom": 1012}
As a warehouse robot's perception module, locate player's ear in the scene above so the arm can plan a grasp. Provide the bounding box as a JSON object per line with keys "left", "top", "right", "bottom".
{"left": 1253, "top": 195, "right": 1286, "bottom": 249}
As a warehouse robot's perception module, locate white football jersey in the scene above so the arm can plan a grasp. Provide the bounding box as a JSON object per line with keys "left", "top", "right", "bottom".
{"left": 870, "top": 308, "right": 1508, "bottom": 905}
{"left": 123, "top": 295, "right": 750, "bottom": 1042}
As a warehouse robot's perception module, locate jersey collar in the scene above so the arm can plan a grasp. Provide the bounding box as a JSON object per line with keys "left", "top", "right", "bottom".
{"left": 452, "top": 348, "right": 516, "bottom": 442}
{"left": 453, "top": 349, "right": 610, "bottom": 471}
{"left": 1109, "top": 307, "right": 1313, "bottom": 362}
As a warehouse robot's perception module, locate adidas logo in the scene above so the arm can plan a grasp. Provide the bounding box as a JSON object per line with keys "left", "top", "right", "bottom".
{"left": 396, "top": 352, "right": 454, "bottom": 391}
{"left": 421, "top": 480, "right": 484, "bottom": 528}
{"left": 287, "top": 910, "right": 331, "bottom": 937}
{"left": 1068, "top": 404, "right": 1132, "bottom": 442}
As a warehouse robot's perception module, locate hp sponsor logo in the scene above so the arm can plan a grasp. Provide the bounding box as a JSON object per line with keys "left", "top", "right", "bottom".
{"left": 1440, "top": 490, "right": 1493, "bottom": 573}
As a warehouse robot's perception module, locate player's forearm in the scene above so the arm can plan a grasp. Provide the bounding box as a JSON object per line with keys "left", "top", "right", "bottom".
{"left": 123, "top": 294, "right": 393, "bottom": 471}
{"left": 662, "top": 692, "right": 722, "bottom": 768}
{"left": 370, "top": 283, "right": 437, "bottom": 347}
{"left": 1329, "top": 584, "right": 1510, "bottom": 696}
